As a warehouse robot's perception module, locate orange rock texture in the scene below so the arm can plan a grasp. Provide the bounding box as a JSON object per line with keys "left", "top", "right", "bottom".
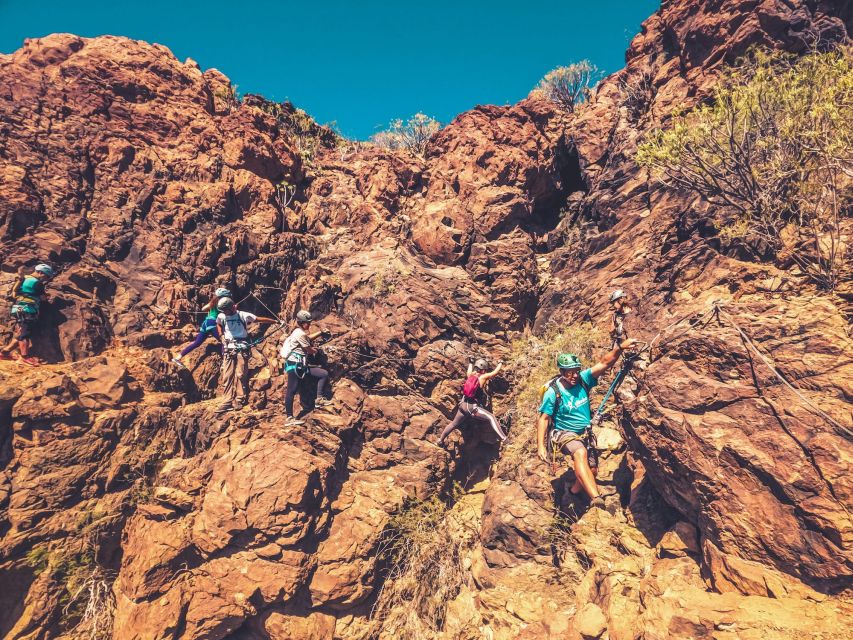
{"left": 0, "top": 1, "right": 851, "bottom": 639}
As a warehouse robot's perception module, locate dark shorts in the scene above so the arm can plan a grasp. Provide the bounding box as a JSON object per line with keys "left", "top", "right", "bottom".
{"left": 12, "top": 309, "right": 37, "bottom": 340}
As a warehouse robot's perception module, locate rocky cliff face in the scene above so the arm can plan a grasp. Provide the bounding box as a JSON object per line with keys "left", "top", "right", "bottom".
{"left": 0, "top": 1, "right": 850, "bottom": 639}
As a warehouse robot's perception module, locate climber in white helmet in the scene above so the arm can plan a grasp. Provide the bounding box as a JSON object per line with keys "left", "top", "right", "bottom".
{"left": 280, "top": 309, "right": 332, "bottom": 426}
{"left": 608, "top": 289, "right": 631, "bottom": 349}
{"left": 214, "top": 296, "right": 278, "bottom": 415}
{"left": 438, "top": 356, "right": 507, "bottom": 445}
{"left": 172, "top": 286, "right": 233, "bottom": 369}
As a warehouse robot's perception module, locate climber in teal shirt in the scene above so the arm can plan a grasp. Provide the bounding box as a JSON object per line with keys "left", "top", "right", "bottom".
{"left": 536, "top": 339, "right": 635, "bottom": 510}
{"left": 0, "top": 264, "right": 55, "bottom": 365}
{"left": 538, "top": 366, "right": 598, "bottom": 434}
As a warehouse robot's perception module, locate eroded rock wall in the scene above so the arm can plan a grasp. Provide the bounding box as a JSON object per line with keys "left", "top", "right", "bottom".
{"left": 0, "top": 1, "right": 851, "bottom": 639}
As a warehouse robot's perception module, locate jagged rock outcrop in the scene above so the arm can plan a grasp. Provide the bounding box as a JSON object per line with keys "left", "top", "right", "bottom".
{"left": 0, "top": 0, "right": 851, "bottom": 638}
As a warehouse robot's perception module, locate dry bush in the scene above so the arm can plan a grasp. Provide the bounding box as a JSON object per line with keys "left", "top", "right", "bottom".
{"left": 62, "top": 565, "right": 116, "bottom": 640}
{"left": 25, "top": 507, "right": 119, "bottom": 639}
{"left": 619, "top": 70, "right": 655, "bottom": 120}
{"left": 496, "top": 323, "right": 604, "bottom": 478}
{"left": 637, "top": 45, "right": 852, "bottom": 290}
{"left": 273, "top": 180, "right": 296, "bottom": 211}
{"left": 371, "top": 113, "right": 441, "bottom": 157}
{"left": 366, "top": 489, "right": 476, "bottom": 640}
{"left": 534, "top": 61, "right": 601, "bottom": 112}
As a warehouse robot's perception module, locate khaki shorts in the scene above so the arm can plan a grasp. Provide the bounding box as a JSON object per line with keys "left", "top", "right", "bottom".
{"left": 550, "top": 429, "right": 587, "bottom": 454}
{"left": 550, "top": 429, "right": 599, "bottom": 467}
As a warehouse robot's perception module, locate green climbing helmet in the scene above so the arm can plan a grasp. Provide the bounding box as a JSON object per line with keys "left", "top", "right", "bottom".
{"left": 556, "top": 353, "right": 582, "bottom": 371}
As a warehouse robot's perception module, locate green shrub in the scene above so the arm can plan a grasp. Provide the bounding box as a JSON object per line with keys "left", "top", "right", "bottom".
{"left": 371, "top": 113, "right": 441, "bottom": 156}
{"left": 257, "top": 101, "right": 344, "bottom": 165}
{"left": 213, "top": 84, "right": 240, "bottom": 111}
{"left": 25, "top": 544, "right": 51, "bottom": 575}
{"left": 534, "top": 61, "right": 601, "bottom": 112}
{"left": 637, "top": 46, "right": 852, "bottom": 290}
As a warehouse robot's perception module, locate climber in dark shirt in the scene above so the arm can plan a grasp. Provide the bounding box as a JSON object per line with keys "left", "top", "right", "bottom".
{"left": 609, "top": 289, "right": 631, "bottom": 349}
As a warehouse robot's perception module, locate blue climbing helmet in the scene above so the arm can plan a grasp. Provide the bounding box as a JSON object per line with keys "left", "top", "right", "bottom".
{"left": 215, "top": 287, "right": 232, "bottom": 298}
{"left": 34, "top": 264, "right": 55, "bottom": 277}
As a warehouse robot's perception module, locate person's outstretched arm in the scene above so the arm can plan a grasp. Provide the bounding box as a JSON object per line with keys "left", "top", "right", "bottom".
{"left": 7, "top": 277, "right": 22, "bottom": 300}
{"left": 589, "top": 339, "right": 636, "bottom": 378}
{"left": 255, "top": 316, "right": 278, "bottom": 325}
{"left": 478, "top": 362, "right": 503, "bottom": 384}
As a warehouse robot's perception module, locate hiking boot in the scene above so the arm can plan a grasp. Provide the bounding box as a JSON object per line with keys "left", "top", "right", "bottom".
{"left": 589, "top": 496, "right": 606, "bottom": 511}
{"left": 285, "top": 416, "right": 304, "bottom": 426}
{"left": 21, "top": 357, "right": 41, "bottom": 367}
{"left": 171, "top": 357, "right": 187, "bottom": 370}
{"left": 214, "top": 404, "right": 233, "bottom": 415}
{"left": 0, "top": 352, "right": 14, "bottom": 361}
{"left": 314, "top": 397, "right": 332, "bottom": 408}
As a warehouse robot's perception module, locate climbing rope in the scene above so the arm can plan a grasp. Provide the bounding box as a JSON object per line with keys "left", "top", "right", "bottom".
{"left": 632, "top": 301, "right": 852, "bottom": 441}
{"left": 644, "top": 306, "right": 717, "bottom": 360}
{"left": 713, "top": 303, "right": 852, "bottom": 440}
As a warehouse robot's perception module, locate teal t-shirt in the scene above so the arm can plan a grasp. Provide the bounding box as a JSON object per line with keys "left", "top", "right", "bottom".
{"left": 538, "top": 368, "right": 598, "bottom": 434}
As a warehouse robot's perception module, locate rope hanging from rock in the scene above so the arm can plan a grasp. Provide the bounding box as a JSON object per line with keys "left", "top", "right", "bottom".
{"left": 713, "top": 304, "right": 853, "bottom": 440}
{"left": 640, "top": 301, "right": 851, "bottom": 441}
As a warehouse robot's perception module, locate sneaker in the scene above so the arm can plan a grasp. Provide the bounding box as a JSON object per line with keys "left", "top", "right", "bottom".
{"left": 171, "top": 357, "right": 187, "bottom": 370}
{"left": 0, "top": 352, "right": 14, "bottom": 361}
{"left": 314, "top": 397, "right": 332, "bottom": 407}
{"left": 214, "top": 404, "right": 233, "bottom": 415}
{"left": 21, "top": 357, "right": 41, "bottom": 367}
{"left": 285, "top": 416, "right": 305, "bottom": 426}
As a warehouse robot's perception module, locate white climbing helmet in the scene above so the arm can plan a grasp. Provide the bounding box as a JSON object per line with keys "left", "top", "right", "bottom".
{"left": 609, "top": 289, "right": 626, "bottom": 303}
{"left": 35, "top": 263, "right": 55, "bottom": 277}
{"left": 217, "top": 297, "right": 235, "bottom": 311}
{"left": 296, "top": 310, "right": 312, "bottom": 323}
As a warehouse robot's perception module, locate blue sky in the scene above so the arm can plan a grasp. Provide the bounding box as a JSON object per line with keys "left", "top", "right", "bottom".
{"left": 0, "top": 0, "right": 659, "bottom": 139}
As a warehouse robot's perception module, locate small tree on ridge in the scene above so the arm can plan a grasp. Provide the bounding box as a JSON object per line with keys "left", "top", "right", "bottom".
{"left": 535, "top": 61, "right": 601, "bottom": 112}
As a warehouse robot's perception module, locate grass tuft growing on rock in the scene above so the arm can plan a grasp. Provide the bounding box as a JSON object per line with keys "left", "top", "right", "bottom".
{"left": 24, "top": 506, "right": 119, "bottom": 640}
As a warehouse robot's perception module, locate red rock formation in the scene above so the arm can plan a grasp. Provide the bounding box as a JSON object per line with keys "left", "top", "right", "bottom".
{"left": 0, "top": 0, "right": 850, "bottom": 638}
